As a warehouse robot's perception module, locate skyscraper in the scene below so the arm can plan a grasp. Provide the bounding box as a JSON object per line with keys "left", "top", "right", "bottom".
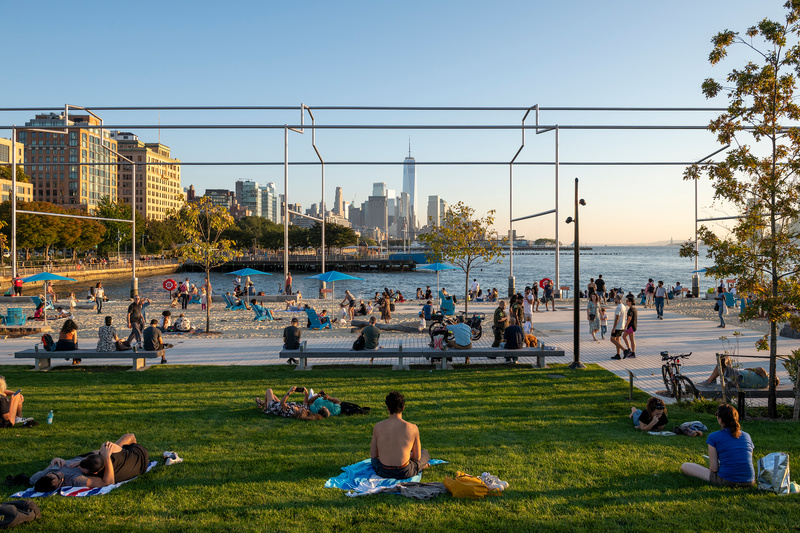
{"left": 261, "top": 182, "right": 279, "bottom": 223}
{"left": 372, "top": 182, "right": 387, "bottom": 197}
{"left": 427, "top": 195, "right": 441, "bottom": 227}
{"left": 235, "top": 179, "right": 261, "bottom": 217}
{"left": 334, "top": 186, "right": 344, "bottom": 216}
{"left": 402, "top": 140, "right": 416, "bottom": 227}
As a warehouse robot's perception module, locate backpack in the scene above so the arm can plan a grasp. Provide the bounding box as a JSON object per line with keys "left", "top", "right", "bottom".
{"left": 352, "top": 335, "right": 365, "bottom": 351}
{"left": 0, "top": 500, "right": 41, "bottom": 529}
{"left": 41, "top": 334, "right": 56, "bottom": 352}
{"left": 757, "top": 452, "right": 791, "bottom": 494}
{"left": 443, "top": 472, "right": 500, "bottom": 499}
{"left": 339, "top": 401, "right": 371, "bottom": 415}
{"left": 389, "top": 303, "right": 395, "bottom": 312}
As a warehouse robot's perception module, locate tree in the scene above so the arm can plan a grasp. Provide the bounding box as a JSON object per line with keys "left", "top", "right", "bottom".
{"left": 0, "top": 165, "right": 30, "bottom": 183}
{"left": 681, "top": 1, "right": 800, "bottom": 417}
{"left": 418, "top": 202, "right": 505, "bottom": 313}
{"left": 176, "top": 197, "right": 236, "bottom": 333}
{"left": 308, "top": 222, "right": 358, "bottom": 251}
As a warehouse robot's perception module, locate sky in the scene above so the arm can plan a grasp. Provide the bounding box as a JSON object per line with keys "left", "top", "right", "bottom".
{"left": 0, "top": 0, "right": 790, "bottom": 244}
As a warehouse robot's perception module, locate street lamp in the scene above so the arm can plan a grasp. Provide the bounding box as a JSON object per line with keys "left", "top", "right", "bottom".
{"left": 565, "top": 177, "right": 586, "bottom": 370}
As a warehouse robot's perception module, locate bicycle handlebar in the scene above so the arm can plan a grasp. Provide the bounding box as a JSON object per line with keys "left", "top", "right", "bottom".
{"left": 660, "top": 351, "right": 692, "bottom": 361}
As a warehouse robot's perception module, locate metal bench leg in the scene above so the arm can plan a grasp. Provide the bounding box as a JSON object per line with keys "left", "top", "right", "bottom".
{"left": 537, "top": 355, "right": 545, "bottom": 369}
{"left": 296, "top": 356, "right": 310, "bottom": 371}
{"left": 35, "top": 358, "right": 51, "bottom": 371}
{"left": 131, "top": 358, "right": 145, "bottom": 371}
{"left": 393, "top": 356, "right": 409, "bottom": 371}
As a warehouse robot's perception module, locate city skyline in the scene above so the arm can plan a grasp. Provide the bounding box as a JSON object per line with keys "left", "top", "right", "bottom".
{"left": 0, "top": 0, "right": 787, "bottom": 243}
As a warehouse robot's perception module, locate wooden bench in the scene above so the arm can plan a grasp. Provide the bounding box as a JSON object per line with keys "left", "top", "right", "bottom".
{"left": 420, "top": 346, "right": 566, "bottom": 370}
{"left": 14, "top": 349, "right": 164, "bottom": 371}
{"left": 279, "top": 342, "right": 418, "bottom": 371}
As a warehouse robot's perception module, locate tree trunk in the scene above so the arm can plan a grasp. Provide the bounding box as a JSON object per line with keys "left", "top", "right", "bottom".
{"left": 205, "top": 265, "right": 211, "bottom": 333}
{"left": 464, "top": 268, "right": 470, "bottom": 315}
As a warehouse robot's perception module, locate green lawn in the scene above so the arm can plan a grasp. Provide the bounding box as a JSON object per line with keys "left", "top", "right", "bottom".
{"left": 1, "top": 363, "right": 798, "bottom": 532}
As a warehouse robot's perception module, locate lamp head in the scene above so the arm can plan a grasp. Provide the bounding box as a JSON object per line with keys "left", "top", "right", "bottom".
{"left": 579, "top": 199, "right": 586, "bottom": 206}
{"left": 565, "top": 217, "right": 574, "bottom": 224}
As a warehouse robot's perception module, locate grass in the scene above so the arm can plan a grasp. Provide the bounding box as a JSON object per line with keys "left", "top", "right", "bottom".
{"left": 1, "top": 363, "right": 799, "bottom": 532}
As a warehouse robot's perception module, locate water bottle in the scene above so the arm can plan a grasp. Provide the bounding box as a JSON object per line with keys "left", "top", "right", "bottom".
{"left": 47, "top": 410, "right": 53, "bottom": 424}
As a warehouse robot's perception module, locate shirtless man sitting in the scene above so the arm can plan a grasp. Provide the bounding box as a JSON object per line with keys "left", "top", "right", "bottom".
{"left": 370, "top": 391, "right": 430, "bottom": 479}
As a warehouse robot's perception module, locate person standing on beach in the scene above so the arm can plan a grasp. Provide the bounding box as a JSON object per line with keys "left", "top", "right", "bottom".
{"left": 596, "top": 275, "right": 606, "bottom": 304}
{"left": 610, "top": 295, "right": 627, "bottom": 360}
{"left": 285, "top": 272, "right": 293, "bottom": 296}
{"left": 179, "top": 278, "right": 190, "bottom": 310}
{"left": 126, "top": 296, "right": 146, "bottom": 347}
{"left": 622, "top": 295, "right": 637, "bottom": 358}
{"left": 94, "top": 282, "right": 104, "bottom": 315}
{"left": 587, "top": 278, "right": 597, "bottom": 300}
{"left": 470, "top": 279, "right": 479, "bottom": 301}
{"left": 492, "top": 300, "right": 509, "bottom": 347}
{"left": 654, "top": 281, "right": 668, "bottom": 320}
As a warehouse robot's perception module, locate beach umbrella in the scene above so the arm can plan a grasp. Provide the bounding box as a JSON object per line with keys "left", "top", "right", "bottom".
{"left": 226, "top": 268, "right": 273, "bottom": 277}
{"left": 307, "top": 270, "right": 365, "bottom": 303}
{"left": 21, "top": 272, "right": 77, "bottom": 325}
{"left": 691, "top": 268, "right": 707, "bottom": 274}
{"left": 415, "top": 263, "right": 458, "bottom": 297}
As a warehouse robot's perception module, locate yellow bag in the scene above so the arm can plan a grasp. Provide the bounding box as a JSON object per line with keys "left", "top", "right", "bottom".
{"left": 443, "top": 471, "right": 501, "bottom": 499}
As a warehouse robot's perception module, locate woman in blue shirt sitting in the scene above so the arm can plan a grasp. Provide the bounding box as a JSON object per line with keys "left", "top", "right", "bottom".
{"left": 680, "top": 404, "right": 755, "bottom": 487}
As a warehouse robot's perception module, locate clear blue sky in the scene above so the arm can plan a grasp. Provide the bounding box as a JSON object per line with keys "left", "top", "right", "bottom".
{"left": 1, "top": 0, "right": 788, "bottom": 243}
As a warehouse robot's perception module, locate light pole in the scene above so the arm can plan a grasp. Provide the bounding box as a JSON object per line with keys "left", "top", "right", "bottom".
{"left": 565, "top": 177, "right": 586, "bottom": 370}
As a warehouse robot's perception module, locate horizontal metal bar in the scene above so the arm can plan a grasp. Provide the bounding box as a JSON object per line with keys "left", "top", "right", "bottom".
{"left": 697, "top": 215, "right": 746, "bottom": 222}
{"left": 287, "top": 209, "right": 323, "bottom": 222}
{"left": 512, "top": 209, "right": 556, "bottom": 222}
{"left": 0, "top": 161, "right": 724, "bottom": 167}
{"left": 0, "top": 124, "right": 723, "bottom": 130}
{"left": 0, "top": 106, "right": 729, "bottom": 112}
{"left": 16, "top": 209, "right": 134, "bottom": 223}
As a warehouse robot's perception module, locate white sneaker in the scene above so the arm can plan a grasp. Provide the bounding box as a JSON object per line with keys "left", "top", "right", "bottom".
{"left": 481, "top": 472, "right": 509, "bottom": 491}
{"left": 15, "top": 417, "right": 33, "bottom": 424}
{"left": 308, "top": 388, "right": 315, "bottom": 398}
{"left": 163, "top": 451, "right": 183, "bottom": 466}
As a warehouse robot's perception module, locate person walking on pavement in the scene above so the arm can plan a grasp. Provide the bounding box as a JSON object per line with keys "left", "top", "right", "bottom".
{"left": 94, "top": 282, "right": 105, "bottom": 315}
{"left": 654, "top": 280, "right": 668, "bottom": 320}
{"left": 610, "top": 295, "right": 627, "bottom": 360}
{"left": 716, "top": 285, "right": 727, "bottom": 328}
{"left": 492, "top": 300, "right": 509, "bottom": 348}
{"left": 622, "top": 295, "right": 638, "bottom": 359}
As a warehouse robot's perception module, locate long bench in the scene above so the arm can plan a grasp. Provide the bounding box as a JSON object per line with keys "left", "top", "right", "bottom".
{"left": 279, "top": 342, "right": 415, "bottom": 370}
{"left": 421, "top": 347, "right": 566, "bottom": 370}
{"left": 14, "top": 349, "right": 164, "bottom": 371}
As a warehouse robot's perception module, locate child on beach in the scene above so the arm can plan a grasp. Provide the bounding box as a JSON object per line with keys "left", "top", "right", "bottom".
{"left": 599, "top": 308, "right": 608, "bottom": 339}
{"left": 200, "top": 288, "right": 208, "bottom": 311}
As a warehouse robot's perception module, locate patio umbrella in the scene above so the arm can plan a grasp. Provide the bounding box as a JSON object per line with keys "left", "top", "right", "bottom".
{"left": 415, "top": 263, "right": 458, "bottom": 297}
{"left": 226, "top": 268, "right": 273, "bottom": 277}
{"left": 307, "top": 270, "right": 365, "bottom": 303}
{"left": 21, "top": 272, "right": 77, "bottom": 325}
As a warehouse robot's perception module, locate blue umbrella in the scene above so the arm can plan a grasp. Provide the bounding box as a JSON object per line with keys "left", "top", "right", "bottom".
{"left": 415, "top": 263, "right": 458, "bottom": 296}
{"left": 21, "top": 272, "right": 77, "bottom": 325}
{"left": 307, "top": 271, "right": 365, "bottom": 302}
{"left": 226, "top": 268, "right": 273, "bottom": 277}
{"left": 691, "top": 268, "right": 708, "bottom": 274}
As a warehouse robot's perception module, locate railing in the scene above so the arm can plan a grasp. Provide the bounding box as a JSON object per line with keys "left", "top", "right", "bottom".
{"left": 1, "top": 258, "right": 180, "bottom": 278}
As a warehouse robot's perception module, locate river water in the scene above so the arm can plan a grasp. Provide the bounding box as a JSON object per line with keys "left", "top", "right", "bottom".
{"left": 88, "top": 246, "right": 714, "bottom": 303}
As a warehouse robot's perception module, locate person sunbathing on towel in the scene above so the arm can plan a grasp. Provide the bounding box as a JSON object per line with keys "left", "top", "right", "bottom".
{"left": 31, "top": 433, "right": 150, "bottom": 492}
{"left": 370, "top": 391, "right": 430, "bottom": 479}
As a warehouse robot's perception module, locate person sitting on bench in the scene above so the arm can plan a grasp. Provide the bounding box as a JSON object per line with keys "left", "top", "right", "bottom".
{"left": 31, "top": 433, "right": 150, "bottom": 491}
{"left": 700, "top": 355, "right": 777, "bottom": 388}
{"left": 370, "top": 391, "right": 430, "bottom": 479}
{"left": 96, "top": 316, "right": 131, "bottom": 352}
{"left": 283, "top": 317, "right": 301, "bottom": 365}
{"left": 445, "top": 315, "right": 472, "bottom": 364}
{"left": 143, "top": 320, "right": 171, "bottom": 364}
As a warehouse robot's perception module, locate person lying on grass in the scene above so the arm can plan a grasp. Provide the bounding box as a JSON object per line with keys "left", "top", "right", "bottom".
{"left": 31, "top": 433, "right": 150, "bottom": 492}
{"left": 629, "top": 397, "right": 669, "bottom": 432}
{"left": 680, "top": 404, "right": 755, "bottom": 488}
{"left": 370, "top": 391, "right": 430, "bottom": 479}
{"left": 256, "top": 386, "right": 329, "bottom": 421}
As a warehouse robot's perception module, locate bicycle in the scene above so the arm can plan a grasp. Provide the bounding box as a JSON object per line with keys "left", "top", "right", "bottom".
{"left": 428, "top": 311, "right": 484, "bottom": 341}
{"left": 660, "top": 351, "right": 699, "bottom": 401}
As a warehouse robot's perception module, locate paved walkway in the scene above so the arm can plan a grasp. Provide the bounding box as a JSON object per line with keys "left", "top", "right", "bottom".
{"left": 1, "top": 305, "right": 797, "bottom": 405}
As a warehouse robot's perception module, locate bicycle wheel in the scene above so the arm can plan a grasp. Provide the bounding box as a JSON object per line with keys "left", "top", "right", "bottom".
{"left": 428, "top": 320, "right": 443, "bottom": 338}
{"left": 471, "top": 324, "right": 482, "bottom": 341}
{"left": 661, "top": 366, "right": 675, "bottom": 398}
{"left": 675, "top": 376, "right": 699, "bottom": 401}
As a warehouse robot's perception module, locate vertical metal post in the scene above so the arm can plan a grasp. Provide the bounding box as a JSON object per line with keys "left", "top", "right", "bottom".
{"left": 554, "top": 126, "right": 560, "bottom": 296}
{"left": 509, "top": 163, "right": 514, "bottom": 297}
{"left": 11, "top": 126, "right": 17, "bottom": 279}
{"left": 569, "top": 178, "right": 584, "bottom": 369}
{"left": 130, "top": 157, "right": 138, "bottom": 297}
{"left": 284, "top": 126, "right": 289, "bottom": 284}
{"left": 693, "top": 175, "right": 700, "bottom": 297}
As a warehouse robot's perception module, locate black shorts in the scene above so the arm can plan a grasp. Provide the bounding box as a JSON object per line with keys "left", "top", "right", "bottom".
{"left": 610, "top": 329, "right": 624, "bottom": 338}
{"left": 371, "top": 458, "right": 423, "bottom": 479}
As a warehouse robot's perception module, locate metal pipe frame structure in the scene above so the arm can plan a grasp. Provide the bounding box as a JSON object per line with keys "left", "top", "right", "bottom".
{"left": 2, "top": 104, "right": 736, "bottom": 306}
{"left": 10, "top": 105, "right": 138, "bottom": 295}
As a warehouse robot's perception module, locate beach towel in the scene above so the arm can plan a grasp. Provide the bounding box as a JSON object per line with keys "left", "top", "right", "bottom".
{"left": 12, "top": 461, "right": 157, "bottom": 498}
{"left": 325, "top": 458, "right": 447, "bottom": 497}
